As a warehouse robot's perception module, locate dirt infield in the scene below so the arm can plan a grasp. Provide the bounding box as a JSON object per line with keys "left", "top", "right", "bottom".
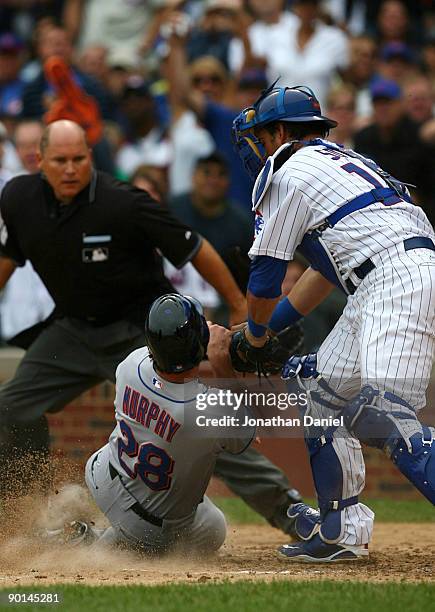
{"left": 0, "top": 485, "right": 433, "bottom": 588}
{"left": 0, "top": 522, "right": 433, "bottom": 587}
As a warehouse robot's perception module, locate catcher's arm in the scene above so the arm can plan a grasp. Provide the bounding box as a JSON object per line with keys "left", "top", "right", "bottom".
{"left": 285, "top": 268, "right": 335, "bottom": 317}
{"left": 232, "top": 264, "right": 334, "bottom": 375}
{"left": 247, "top": 266, "right": 335, "bottom": 342}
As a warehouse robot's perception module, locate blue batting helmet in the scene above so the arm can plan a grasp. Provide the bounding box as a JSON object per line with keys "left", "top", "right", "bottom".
{"left": 232, "top": 81, "right": 337, "bottom": 180}
{"left": 145, "top": 294, "right": 209, "bottom": 373}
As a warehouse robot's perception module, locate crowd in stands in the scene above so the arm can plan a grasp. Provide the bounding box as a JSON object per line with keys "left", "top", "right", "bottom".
{"left": 0, "top": 0, "right": 435, "bottom": 348}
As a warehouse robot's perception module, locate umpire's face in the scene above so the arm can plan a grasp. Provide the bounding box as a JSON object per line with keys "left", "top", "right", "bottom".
{"left": 38, "top": 121, "right": 93, "bottom": 204}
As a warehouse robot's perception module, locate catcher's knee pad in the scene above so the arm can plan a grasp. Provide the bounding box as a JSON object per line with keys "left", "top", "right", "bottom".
{"left": 344, "top": 385, "right": 435, "bottom": 505}
{"left": 342, "top": 386, "right": 396, "bottom": 449}
{"left": 306, "top": 435, "right": 359, "bottom": 544}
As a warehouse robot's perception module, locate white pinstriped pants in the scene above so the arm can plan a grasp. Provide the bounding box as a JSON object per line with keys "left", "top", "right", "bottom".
{"left": 312, "top": 242, "right": 435, "bottom": 545}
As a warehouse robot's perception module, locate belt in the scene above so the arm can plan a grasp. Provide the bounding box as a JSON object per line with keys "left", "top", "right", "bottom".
{"left": 109, "top": 463, "right": 163, "bottom": 527}
{"left": 346, "top": 237, "right": 435, "bottom": 294}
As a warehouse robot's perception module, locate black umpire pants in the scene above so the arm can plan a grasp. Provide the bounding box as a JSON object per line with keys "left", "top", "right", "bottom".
{"left": 0, "top": 317, "right": 291, "bottom": 521}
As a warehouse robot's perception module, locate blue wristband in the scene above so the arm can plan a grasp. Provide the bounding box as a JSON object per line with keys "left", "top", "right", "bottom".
{"left": 248, "top": 318, "right": 267, "bottom": 338}
{"left": 268, "top": 298, "right": 303, "bottom": 333}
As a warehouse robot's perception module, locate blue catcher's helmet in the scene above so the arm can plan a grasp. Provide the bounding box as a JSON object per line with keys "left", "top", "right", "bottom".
{"left": 232, "top": 81, "right": 337, "bottom": 180}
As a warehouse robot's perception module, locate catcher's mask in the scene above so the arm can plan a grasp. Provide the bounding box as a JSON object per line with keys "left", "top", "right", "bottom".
{"left": 232, "top": 80, "right": 337, "bottom": 181}
{"left": 145, "top": 294, "right": 209, "bottom": 374}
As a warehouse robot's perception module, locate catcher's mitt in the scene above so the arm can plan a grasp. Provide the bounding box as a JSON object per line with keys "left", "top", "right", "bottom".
{"left": 230, "top": 322, "right": 304, "bottom": 376}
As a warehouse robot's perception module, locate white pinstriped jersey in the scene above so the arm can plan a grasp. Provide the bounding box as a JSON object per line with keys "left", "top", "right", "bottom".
{"left": 252, "top": 141, "right": 435, "bottom": 547}
{"left": 249, "top": 140, "right": 435, "bottom": 280}
{"left": 108, "top": 347, "right": 253, "bottom": 519}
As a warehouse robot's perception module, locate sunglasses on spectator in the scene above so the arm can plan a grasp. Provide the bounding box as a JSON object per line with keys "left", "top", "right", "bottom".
{"left": 192, "top": 74, "right": 223, "bottom": 86}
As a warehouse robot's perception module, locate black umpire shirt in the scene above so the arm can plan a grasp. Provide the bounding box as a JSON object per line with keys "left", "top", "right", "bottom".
{"left": 0, "top": 171, "right": 202, "bottom": 325}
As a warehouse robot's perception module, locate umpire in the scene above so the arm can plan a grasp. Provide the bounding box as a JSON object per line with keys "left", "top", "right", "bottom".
{"left": 0, "top": 120, "right": 299, "bottom": 533}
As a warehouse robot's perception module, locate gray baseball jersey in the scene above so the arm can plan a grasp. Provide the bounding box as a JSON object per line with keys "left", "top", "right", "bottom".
{"left": 107, "top": 347, "right": 254, "bottom": 519}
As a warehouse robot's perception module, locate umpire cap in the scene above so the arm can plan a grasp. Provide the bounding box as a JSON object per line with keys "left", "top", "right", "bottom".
{"left": 145, "top": 294, "right": 210, "bottom": 373}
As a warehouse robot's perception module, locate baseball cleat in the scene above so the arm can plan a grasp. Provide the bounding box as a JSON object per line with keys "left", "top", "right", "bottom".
{"left": 277, "top": 534, "right": 369, "bottom": 563}
{"left": 41, "top": 520, "right": 102, "bottom": 546}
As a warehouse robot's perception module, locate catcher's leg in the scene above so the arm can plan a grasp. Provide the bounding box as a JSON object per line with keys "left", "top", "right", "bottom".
{"left": 213, "top": 446, "right": 302, "bottom": 533}
{"left": 343, "top": 386, "right": 435, "bottom": 503}
{"left": 352, "top": 251, "right": 435, "bottom": 503}
{"left": 283, "top": 304, "right": 375, "bottom": 548}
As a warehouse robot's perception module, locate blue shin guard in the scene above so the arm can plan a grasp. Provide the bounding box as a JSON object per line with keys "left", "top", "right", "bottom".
{"left": 307, "top": 435, "right": 359, "bottom": 543}
{"left": 284, "top": 354, "right": 359, "bottom": 543}
{"left": 344, "top": 386, "right": 435, "bottom": 505}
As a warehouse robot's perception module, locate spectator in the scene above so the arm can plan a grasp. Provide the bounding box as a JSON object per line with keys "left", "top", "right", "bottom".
{"left": 168, "top": 109, "right": 214, "bottom": 197}
{"left": 77, "top": 45, "right": 110, "bottom": 87}
{"left": 170, "top": 152, "right": 253, "bottom": 258}
{"left": 169, "top": 152, "right": 253, "bottom": 294}
{"left": 104, "top": 57, "right": 134, "bottom": 100}
{"left": 324, "top": 0, "right": 368, "bottom": 35}
{"left": 354, "top": 77, "right": 435, "bottom": 225}
{"left": 325, "top": 84, "right": 357, "bottom": 147}
{"left": 13, "top": 120, "right": 43, "bottom": 174}
{"left": 341, "top": 35, "right": 378, "bottom": 120}
{"left": 165, "top": 53, "right": 216, "bottom": 197}
{"left": 116, "top": 77, "right": 172, "bottom": 179}
{"left": 21, "top": 26, "right": 115, "bottom": 123}
{"left": 378, "top": 41, "right": 420, "bottom": 85}
{"left": 0, "top": 1, "right": 64, "bottom": 42}
{"left": 0, "top": 123, "right": 13, "bottom": 191}
{"left": 0, "top": 33, "right": 25, "bottom": 120}
{"left": 230, "top": 0, "right": 349, "bottom": 108}
{"left": 167, "top": 19, "right": 268, "bottom": 210}
{"left": 69, "top": 0, "right": 165, "bottom": 61}
{"left": 0, "top": 118, "right": 54, "bottom": 345}
{"left": 187, "top": 0, "right": 244, "bottom": 69}
{"left": 375, "top": 1, "right": 413, "bottom": 48}
{"left": 403, "top": 75, "right": 434, "bottom": 124}
{"left": 130, "top": 165, "right": 220, "bottom": 318}
{"left": 130, "top": 164, "right": 168, "bottom": 204}
{"left": 229, "top": 0, "right": 296, "bottom": 75}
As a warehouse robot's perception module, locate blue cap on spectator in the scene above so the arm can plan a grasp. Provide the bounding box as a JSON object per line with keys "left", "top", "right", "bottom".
{"left": 380, "top": 42, "right": 414, "bottom": 63}
{"left": 0, "top": 33, "right": 23, "bottom": 54}
{"left": 370, "top": 78, "right": 402, "bottom": 101}
{"left": 238, "top": 68, "right": 268, "bottom": 90}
